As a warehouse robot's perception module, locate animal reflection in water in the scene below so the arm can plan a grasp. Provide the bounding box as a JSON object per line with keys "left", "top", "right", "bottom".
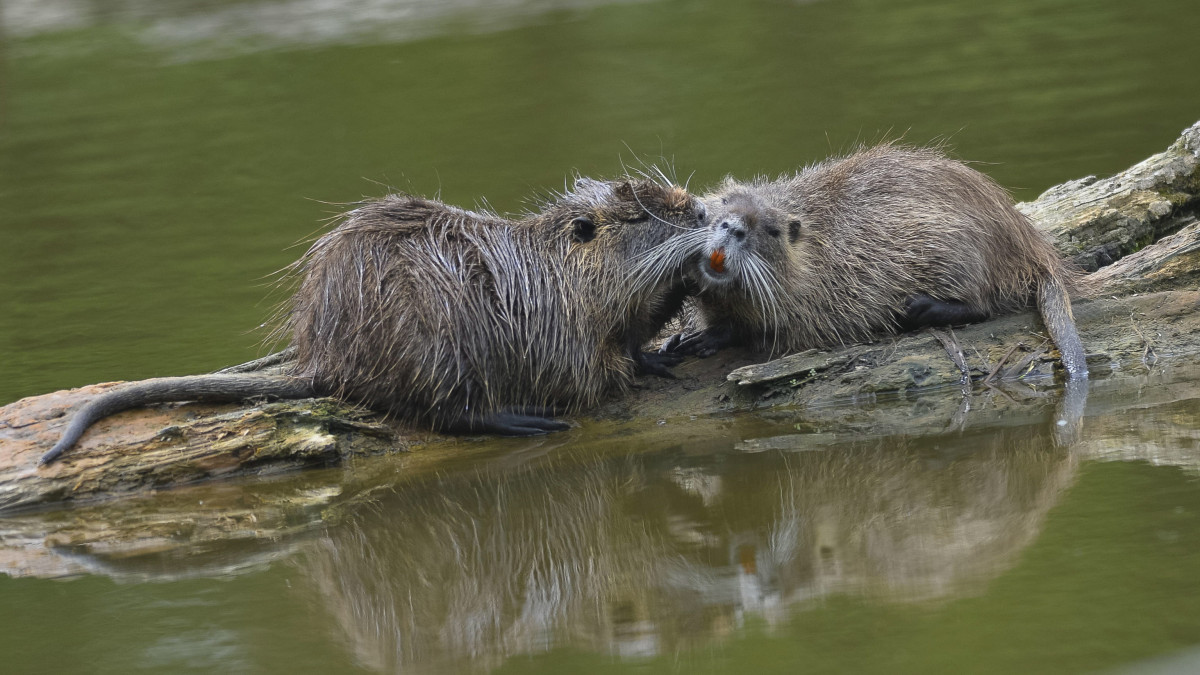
{"left": 299, "top": 426, "right": 1077, "bottom": 673}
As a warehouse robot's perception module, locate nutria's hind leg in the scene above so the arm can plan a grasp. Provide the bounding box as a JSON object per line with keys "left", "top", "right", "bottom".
{"left": 900, "top": 295, "right": 990, "bottom": 331}
{"left": 444, "top": 412, "right": 571, "bottom": 436}
{"left": 660, "top": 324, "right": 734, "bottom": 358}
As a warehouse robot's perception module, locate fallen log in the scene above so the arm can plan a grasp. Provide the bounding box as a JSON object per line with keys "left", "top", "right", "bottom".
{"left": 1018, "top": 120, "right": 1199, "bottom": 271}
{"left": 1, "top": 120, "right": 1198, "bottom": 515}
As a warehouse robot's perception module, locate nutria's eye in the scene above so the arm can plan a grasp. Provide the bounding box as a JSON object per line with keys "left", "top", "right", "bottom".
{"left": 696, "top": 202, "right": 707, "bottom": 221}
{"left": 721, "top": 197, "right": 728, "bottom": 205}
{"left": 571, "top": 216, "right": 597, "bottom": 243}
{"left": 788, "top": 220, "right": 802, "bottom": 241}
{"left": 765, "top": 225, "right": 781, "bottom": 238}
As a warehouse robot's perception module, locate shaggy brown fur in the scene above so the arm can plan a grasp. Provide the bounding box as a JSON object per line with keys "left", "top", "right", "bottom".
{"left": 41, "top": 178, "right": 706, "bottom": 464}
{"left": 283, "top": 178, "right": 706, "bottom": 434}
{"left": 669, "top": 144, "right": 1088, "bottom": 378}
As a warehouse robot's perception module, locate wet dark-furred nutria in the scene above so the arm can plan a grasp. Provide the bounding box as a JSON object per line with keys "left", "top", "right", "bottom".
{"left": 665, "top": 144, "right": 1088, "bottom": 378}
{"left": 40, "top": 178, "right": 707, "bottom": 465}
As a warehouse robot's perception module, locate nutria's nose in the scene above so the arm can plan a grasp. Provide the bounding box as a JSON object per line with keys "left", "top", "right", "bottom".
{"left": 720, "top": 218, "right": 746, "bottom": 240}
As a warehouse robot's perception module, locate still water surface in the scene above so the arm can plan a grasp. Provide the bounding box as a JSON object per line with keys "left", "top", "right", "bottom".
{"left": 2, "top": 0, "right": 1200, "bottom": 672}
{"left": 4, "top": 369, "right": 1200, "bottom": 673}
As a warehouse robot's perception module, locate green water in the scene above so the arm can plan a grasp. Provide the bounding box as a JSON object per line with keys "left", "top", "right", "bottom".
{"left": 4, "top": 372, "right": 1200, "bottom": 674}
{"left": 3, "top": 0, "right": 1200, "bottom": 672}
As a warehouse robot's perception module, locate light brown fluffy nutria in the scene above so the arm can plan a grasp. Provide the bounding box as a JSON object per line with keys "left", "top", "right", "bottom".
{"left": 40, "top": 178, "right": 706, "bottom": 465}
{"left": 665, "top": 144, "right": 1088, "bottom": 379}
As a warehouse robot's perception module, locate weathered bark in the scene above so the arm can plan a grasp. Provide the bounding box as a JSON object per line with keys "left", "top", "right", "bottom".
{"left": 1090, "top": 220, "right": 1200, "bottom": 293}
{"left": 2, "top": 120, "right": 1199, "bottom": 518}
{"left": 0, "top": 387, "right": 402, "bottom": 512}
{"left": 1018, "top": 121, "right": 1200, "bottom": 272}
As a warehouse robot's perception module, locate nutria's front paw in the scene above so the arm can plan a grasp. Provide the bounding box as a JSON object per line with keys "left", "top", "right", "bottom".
{"left": 660, "top": 326, "right": 733, "bottom": 358}
{"left": 659, "top": 332, "right": 685, "bottom": 355}
{"left": 635, "top": 350, "right": 681, "bottom": 379}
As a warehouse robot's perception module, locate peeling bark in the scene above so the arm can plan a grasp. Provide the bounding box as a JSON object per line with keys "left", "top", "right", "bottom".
{"left": 1018, "top": 121, "right": 1200, "bottom": 271}
{"left": 0, "top": 386, "right": 400, "bottom": 513}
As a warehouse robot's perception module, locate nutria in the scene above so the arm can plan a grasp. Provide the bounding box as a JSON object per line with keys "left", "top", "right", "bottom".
{"left": 664, "top": 144, "right": 1088, "bottom": 379}
{"left": 40, "top": 178, "right": 707, "bottom": 465}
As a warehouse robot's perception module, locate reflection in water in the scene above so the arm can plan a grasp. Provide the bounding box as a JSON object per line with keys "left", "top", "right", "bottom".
{"left": 3, "top": 379, "right": 1200, "bottom": 674}
{"left": 1053, "top": 376, "right": 1090, "bottom": 447}
{"left": 301, "top": 424, "right": 1078, "bottom": 673}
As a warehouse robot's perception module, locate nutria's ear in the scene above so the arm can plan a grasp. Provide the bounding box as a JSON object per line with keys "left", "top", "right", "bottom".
{"left": 787, "top": 217, "right": 803, "bottom": 242}
{"left": 613, "top": 181, "right": 636, "bottom": 202}
{"left": 571, "top": 216, "right": 597, "bottom": 244}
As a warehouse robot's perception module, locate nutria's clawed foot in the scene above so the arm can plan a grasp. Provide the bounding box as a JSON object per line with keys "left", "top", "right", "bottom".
{"left": 660, "top": 325, "right": 734, "bottom": 358}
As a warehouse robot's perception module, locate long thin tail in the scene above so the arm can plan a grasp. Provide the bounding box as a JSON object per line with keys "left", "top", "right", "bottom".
{"left": 1037, "top": 275, "right": 1089, "bottom": 380}
{"left": 40, "top": 374, "right": 316, "bottom": 466}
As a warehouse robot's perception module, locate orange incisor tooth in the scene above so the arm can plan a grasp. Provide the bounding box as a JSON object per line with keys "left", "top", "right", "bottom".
{"left": 710, "top": 248, "right": 726, "bottom": 273}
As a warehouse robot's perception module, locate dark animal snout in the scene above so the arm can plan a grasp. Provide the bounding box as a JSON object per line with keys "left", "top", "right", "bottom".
{"left": 719, "top": 219, "right": 747, "bottom": 240}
